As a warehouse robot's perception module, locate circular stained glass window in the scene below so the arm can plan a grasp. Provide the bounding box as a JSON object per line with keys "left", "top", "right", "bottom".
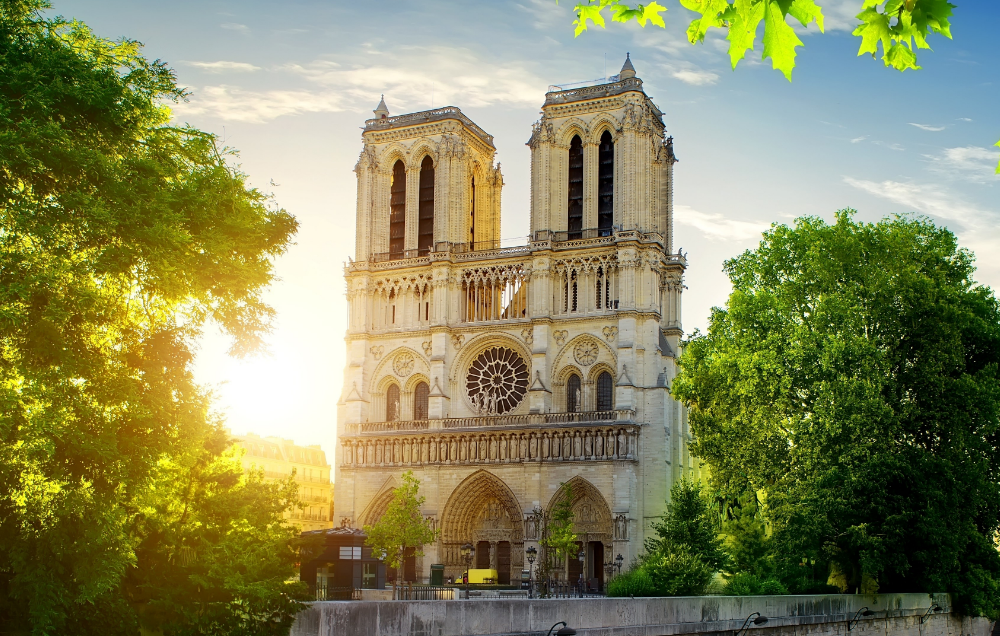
{"left": 466, "top": 347, "right": 529, "bottom": 415}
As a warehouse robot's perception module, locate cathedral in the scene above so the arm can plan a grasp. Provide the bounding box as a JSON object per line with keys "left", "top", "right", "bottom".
{"left": 333, "top": 55, "right": 700, "bottom": 587}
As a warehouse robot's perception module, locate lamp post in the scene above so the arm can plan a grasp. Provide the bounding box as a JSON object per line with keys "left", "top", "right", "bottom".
{"left": 546, "top": 621, "right": 578, "bottom": 636}
{"left": 735, "top": 612, "right": 769, "bottom": 636}
{"left": 848, "top": 608, "right": 875, "bottom": 631}
{"left": 604, "top": 561, "right": 615, "bottom": 594}
{"left": 526, "top": 546, "right": 537, "bottom": 599}
{"left": 460, "top": 543, "right": 475, "bottom": 599}
{"left": 614, "top": 553, "right": 623, "bottom": 576}
{"left": 577, "top": 550, "right": 586, "bottom": 596}
{"left": 920, "top": 604, "right": 942, "bottom": 624}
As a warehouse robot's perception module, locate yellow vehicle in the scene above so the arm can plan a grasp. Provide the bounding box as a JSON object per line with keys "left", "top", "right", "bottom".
{"left": 462, "top": 569, "right": 499, "bottom": 584}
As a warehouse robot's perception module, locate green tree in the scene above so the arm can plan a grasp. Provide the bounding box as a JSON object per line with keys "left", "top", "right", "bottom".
{"left": 673, "top": 211, "right": 1000, "bottom": 617}
{"left": 543, "top": 483, "right": 578, "bottom": 576}
{"left": 362, "top": 471, "right": 438, "bottom": 584}
{"left": 645, "top": 478, "right": 727, "bottom": 571}
{"left": 0, "top": 1, "right": 299, "bottom": 633}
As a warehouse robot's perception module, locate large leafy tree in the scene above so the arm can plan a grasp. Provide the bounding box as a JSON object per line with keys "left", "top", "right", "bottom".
{"left": 673, "top": 211, "right": 1000, "bottom": 617}
{"left": 0, "top": 1, "right": 300, "bottom": 633}
{"left": 543, "top": 483, "right": 578, "bottom": 574}
{"left": 363, "top": 471, "right": 438, "bottom": 584}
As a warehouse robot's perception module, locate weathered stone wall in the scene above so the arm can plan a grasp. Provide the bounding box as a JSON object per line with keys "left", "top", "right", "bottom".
{"left": 289, "top": 593, "right": 994, "bottom": 636}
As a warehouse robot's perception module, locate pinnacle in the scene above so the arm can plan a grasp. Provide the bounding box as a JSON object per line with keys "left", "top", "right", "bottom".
{"left": 374, "top": 94, "right": 389, "bottom": 118}
{"left": 619, "top": 52, "right": 636, "bottom": 79}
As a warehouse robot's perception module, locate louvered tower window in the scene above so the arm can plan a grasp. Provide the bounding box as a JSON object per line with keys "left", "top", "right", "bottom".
{"left": 567, "top": 374, "right": 581, "bottom": 412}
{"left": 414, "top": 382, "right": 429, "bottom": 420}
{"left": 567, "top": 135, "right": 583, "bottom": 240}
{"left": 596, "top": 371, "right": 614, "bottom": 411}
{"left": 598, "top": 131, "right": 614, "bottom": 236}
{"left": 469, "top": 176, "right": 476, "bottom": 249}
{"left": 386, "top": 384, "right": 400, "bottom": 421}
{"left": 389, "top": 160, "right": 406, "bottom": 259}
{"left": 418, "top": 156, "right": 434, "bottom": 255}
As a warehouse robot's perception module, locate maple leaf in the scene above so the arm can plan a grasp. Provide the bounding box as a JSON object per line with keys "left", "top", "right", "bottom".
{"left": 723, "top": 0, "right": 764, "bottom": 69}
{"left": 854, "top": 7, "right": 891, "bottom": 58}
{"left": 574, "top": 3, "right": 608, "bottom": 35}
{"left": 679, "top": 0, "right": 730, "bottom": 44}
{"left": 786, "top": 0, "right": 824, "bottom": 32}
{"left": 641, "top": 1, "right": 668, "bottom": 27}
{"left": 762, "top": 0, "right": 803, "bottom": 81}
{"left": 995, "top": 139, "right": 1000, "bottom": 175}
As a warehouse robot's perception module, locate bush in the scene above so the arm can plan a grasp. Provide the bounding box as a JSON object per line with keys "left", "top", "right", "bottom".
{"left": 646, "top": 547, "right": 714, "bottom": 596}
{"left": 723, "top": 572, "right": 788, "bottom": 595}
{"left": 607, "top": 567, "right": 657, "bottom": 597}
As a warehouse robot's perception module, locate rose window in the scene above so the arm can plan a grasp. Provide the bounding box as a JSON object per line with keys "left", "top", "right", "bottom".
{"left": 466, "top": 347, "right": 529, "bottom": 415}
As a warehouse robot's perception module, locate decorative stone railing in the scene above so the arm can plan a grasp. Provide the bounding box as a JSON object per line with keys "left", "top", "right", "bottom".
{"left": 339, "top": 423, "right": 639, "bottom": 468}
{"left": 345, "top": 409, "right": 634, "bottom": 436}
{"left": 364, "top": 106, "right": 494, "bottom": 147}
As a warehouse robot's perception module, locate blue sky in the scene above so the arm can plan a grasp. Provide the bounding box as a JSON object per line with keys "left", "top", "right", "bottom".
{"left": 59, "top": 0, "right": 1000, "bottom": 455}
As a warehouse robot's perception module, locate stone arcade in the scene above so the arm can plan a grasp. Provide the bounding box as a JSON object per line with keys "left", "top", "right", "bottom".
{"left": 333, "top": 56, "right": 702, "bottom": 586}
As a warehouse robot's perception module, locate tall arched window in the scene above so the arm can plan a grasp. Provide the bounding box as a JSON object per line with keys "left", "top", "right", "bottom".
{"left": 567, "top": 374, "right": 581, "bottom": 413}
{"left": 567, "top": 135, "right": 583, "bottom": 240}
{"left": 414, "top": 381, "right": 429, "bottom": 420}
{"left": 386, "top": 384, "right": 400, "bottom": 421}
{"left": 598, "top": 131, "right": 614, "bottom": 236}
{"left": 418, "top": 156, "right": 434, "bottom": 255}
{"left": 389, "top": 160, "right": 406, "bottom": 259}
{"left": 469, "top": 176, "right": 476, "bottom": 249}
{"left": 596, "top": 371, "right": 614, "bottom": 411}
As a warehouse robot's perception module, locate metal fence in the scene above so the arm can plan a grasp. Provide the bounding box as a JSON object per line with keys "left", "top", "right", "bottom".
{"left": 393, "top": 584, "right": 456, "bottom": 600}
{"left": 315, "top": 585, "right": 360, "bottom": 601}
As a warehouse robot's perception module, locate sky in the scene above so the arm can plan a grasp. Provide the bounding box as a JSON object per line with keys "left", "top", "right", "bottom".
{"left": 58, "top": 0, "right": 1000, "bottom": 461}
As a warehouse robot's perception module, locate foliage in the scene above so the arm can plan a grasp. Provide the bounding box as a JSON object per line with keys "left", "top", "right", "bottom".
{"left": 568, "top": 0, "right": 954, "bottom": 79}
{"left": 606, "top": 564, "right": 657, "bottom": 597}
{"left": 723, "top": 572, "right": 788, "bottom": 595}
{"left": 0, "top": 1, "right": 299, "bottom": 634}
{"left": 543, "top": 483, "right": 578, "bottom": 567}
{"left": 646, "top": 478, "right": 727, "bottom": 571}
{"left": 644, "top": 546, "right": 715, "bottom": 596}
{"left": 672, "top": 211, "right": 1000, "bottom": 618}
{"left": 719, "top": 494, "right": 772, "bottom": 579}
{"left": 362, "top": 471, "right": 438, "bottom": 580}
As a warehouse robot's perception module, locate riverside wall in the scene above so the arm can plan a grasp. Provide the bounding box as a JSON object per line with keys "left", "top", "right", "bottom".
{"left": 289, "top": 593, "right": 995, "bottom": 636}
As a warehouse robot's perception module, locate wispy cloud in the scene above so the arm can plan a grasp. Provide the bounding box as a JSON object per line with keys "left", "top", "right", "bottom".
{"left": 908, "top": 123, "right": 946, "bottom": 132}
{"left": 850, "top": 136, "right": 867, "bottom": 143}
{"left": 924, "top": 146, "right": 1000, "bottom": 183}
{"left": 843, "top": 177, "right": 995, "bottom": 230}
{"left": 671, "top": 68, "right": 720, "bottom": 86}
{"left": 958, "top": 117, "right": 973, "bottom": 122}
{"left": 221, "top": 23, "right": 250, "bottom": 33}
{"left": 174, "top": 46, "right": 548, "bottom": 123}
{"left": 676, "top": 205, "right": 769, "bottom": 242}
{"left": 187, "top": 60, "right": 260, "bottom": 73}
{"left": 815, "top": 0, "right": 860, "bottom": 32}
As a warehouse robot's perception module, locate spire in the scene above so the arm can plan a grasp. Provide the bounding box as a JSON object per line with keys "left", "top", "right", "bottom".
{"left": 619, "top": 52, "right": 636, "bottom": 79}
{"left": 373, "top": 94, "right": 389, "bottom": 119}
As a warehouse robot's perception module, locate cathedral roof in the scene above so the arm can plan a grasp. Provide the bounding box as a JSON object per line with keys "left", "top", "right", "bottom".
{"left": 619, "top": 52, "right": 636, "bottom": 79}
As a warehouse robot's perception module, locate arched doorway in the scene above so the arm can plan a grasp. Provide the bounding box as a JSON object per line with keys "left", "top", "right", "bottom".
{"left": 440, "top": 470, "right": 524, "bottom": 584}
{"left": 545, "top": 476, "right": 613, "bottom": 591}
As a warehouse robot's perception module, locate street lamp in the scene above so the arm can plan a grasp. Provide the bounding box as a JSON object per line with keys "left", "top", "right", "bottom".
{"left": 526, "top": 546, "right": 537, "bottom": 598}
{"left": 920, "top": 604, "right": 942, "bottom": 624}
{"left": 735, "top": 612, "right": 768, "bottom": 636}
{"left": 604, "top": 561, "right": 615, "bottom": 593}
{"left": 546, "top": 621, "right": 577, "bottom": 636}
{"left": 848, "top": 608, "right": 875, "bottom": 631}
{"left": 614, "top": 553, "right": 624, "bottom": 575}
{"left": 577, "top": 550, "right": 586, "bottom": 596}
{"left": 460, "top": 543, "right": 475, "bottom": 599}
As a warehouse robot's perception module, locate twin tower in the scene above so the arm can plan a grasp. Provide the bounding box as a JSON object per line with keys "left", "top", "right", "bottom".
{"left": 333, "top": 56, "right": 700, "bottom": 588}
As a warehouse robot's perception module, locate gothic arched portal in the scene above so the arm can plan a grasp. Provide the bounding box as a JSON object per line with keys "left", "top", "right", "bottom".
{"left": 440, "top": 470, "right": 524, "bottom": 583}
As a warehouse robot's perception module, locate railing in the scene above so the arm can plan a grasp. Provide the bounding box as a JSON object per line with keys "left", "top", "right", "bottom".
{"left": 364, "top": 106, "right": 494, "bottom": 146}
{"left": 316, "top": 585, "right": 360, "bottom": 601}
{"left": 393, "top": 584, "right": 456, "bottom": 601}
{"left": 544, "top": 76, "right": 644, "bottom": 105}
{"left": 356, "top": 410, "right": 635, "bottom": 434}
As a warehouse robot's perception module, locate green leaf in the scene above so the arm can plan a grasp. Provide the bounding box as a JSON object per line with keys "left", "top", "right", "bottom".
{"left": 762, "top": 0, "right": 804, "bottom": 81}
{"left": 724, "top": 0, "right": 765, "bottom": 69}
{"left": 680, "top": 0, "right": 730, "bottom": 43}
{"left": 641, "top": 1, "right": 668, "bottom": 27}
{"left": 573, "top": 2, "right": 608, "bottom": 36}
{"left": 786, "top": 0, "right": 824, "bottom": 32}
{"left": 994, "top": 139, "right": 999, "bottom": 175}
{"left": 853, "top": 7, "right": 891, "bottom": 58}
{"left": 885, "top": 42, "right": 920, "bottom": 70}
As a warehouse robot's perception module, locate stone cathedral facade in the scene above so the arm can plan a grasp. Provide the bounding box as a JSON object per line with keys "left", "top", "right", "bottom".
{"left": 334, "top": 57, "right": 700, "bottom": 586}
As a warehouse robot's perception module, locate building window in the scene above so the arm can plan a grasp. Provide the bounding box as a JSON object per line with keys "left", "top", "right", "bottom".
{"left": 567, "top": 135, "right": 583, "bottom": 240}
{"left": 598, "top": 131, "right": 614, "bottom": 236}
{"left": 414, "top": 381, "right": 429, "bottom": 420}
{"left": 362, "top": 562, "right": 376, "bottom": 589}
{"left": 339, "top": 546, "right": 361, "bottom": 560}
{"left": 469, "top": 176, "right": 476, "bottom": 249}
{"left": 567, "top": 374, "right": 581, "bottom": 413}
{"left": 597, "top": 371, "right": 614, "bottom": 411}
{"left": 418, "top": 156, "right": 434, "bottom": 255}
{"left": 386, "top": 384, "right": 400, "bottom": 421}
{"left": 389, "top": 160, "right": 406, "bottom": 259}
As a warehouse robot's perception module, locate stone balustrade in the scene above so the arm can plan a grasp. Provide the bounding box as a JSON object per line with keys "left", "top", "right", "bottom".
{"left": 340, "top": 423, "right": 639, "bottom": 469}
{"left": 343, "top": 410, "right": 634, "bottom": 435}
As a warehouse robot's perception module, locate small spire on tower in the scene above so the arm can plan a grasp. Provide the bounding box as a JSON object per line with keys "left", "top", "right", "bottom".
{"left": 373, "top": 94, "right": 389, "bottom": 119}
{"left": 619, "top": 52, "right": 636, "bottom": 79}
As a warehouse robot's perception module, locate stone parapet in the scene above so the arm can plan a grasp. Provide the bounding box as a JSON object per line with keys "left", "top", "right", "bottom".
{"left": 289, "top": 593, "right": 992, "bottom": 636}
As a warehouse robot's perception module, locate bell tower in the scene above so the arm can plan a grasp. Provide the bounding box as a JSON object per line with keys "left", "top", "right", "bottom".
{"left": 527, "top": 53, "right": 677, "bottom": 249}
{"left": 353, "top": 99, "right": 503, "bottom": 263}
